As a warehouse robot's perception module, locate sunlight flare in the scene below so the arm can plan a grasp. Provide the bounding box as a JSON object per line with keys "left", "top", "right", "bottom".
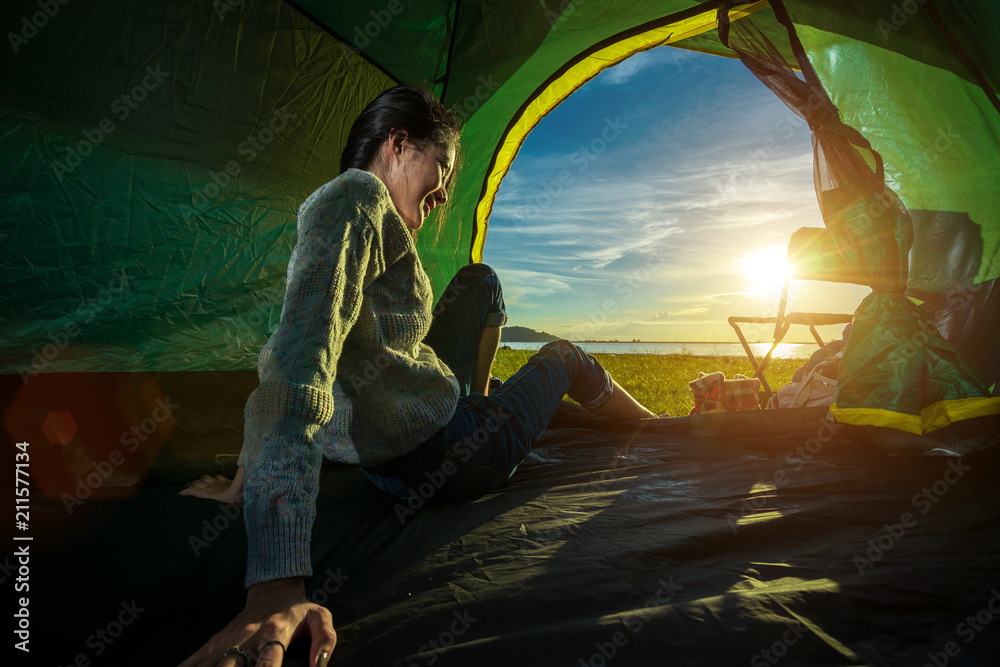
{"left": 739, "top": 245, "right": 791, "bottom": 296}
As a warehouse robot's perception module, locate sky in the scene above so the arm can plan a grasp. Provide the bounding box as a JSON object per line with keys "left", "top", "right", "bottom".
{"left": 481, "top": 47, "right": 868, "bottom": 343}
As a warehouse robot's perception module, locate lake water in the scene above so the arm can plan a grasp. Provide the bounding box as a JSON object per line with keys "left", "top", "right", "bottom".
{"left": 500, "top": 341, "right": 817, "bottom": 359}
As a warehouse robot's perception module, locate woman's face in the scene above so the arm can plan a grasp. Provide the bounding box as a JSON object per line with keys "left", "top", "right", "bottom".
{"left": 390, "top": 137, "right": 456, "bottom": 231}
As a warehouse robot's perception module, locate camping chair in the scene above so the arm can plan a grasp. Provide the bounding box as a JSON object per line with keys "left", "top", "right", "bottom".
{"left": 728, "top": 227, "right": 866, "bottom": 402}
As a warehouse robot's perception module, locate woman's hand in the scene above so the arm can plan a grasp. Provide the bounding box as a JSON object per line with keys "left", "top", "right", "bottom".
{"left": 178, "top": 577, "right": 336, "bottom": 667}
{"left": 179, "top": 467, "right": 245, "bottom": 504}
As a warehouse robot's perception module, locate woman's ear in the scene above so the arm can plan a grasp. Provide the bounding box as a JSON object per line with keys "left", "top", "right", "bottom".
{"left": 386, "top": 128, "right": 410, "bottom": 162}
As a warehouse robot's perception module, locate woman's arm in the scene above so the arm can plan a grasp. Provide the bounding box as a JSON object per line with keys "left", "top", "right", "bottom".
{"left": 238, "top": 198, "right": 373, "bottom": 586}
{"left": 182, "top": 181, "right": 377, "bottom": 665}
{"left": 178, "top": 577, "right": 335, "bottom": 667}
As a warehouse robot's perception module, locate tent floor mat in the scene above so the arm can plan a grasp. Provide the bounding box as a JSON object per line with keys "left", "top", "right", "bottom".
{"left": 21, "top": 403, "right": 1000, "bottom": 666}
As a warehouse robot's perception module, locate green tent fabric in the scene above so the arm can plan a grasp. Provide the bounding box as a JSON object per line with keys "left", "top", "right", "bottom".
{"left": 786, "top": 1, "right": 1000, "bottom": 434}
{"left": 1, "top": 0, "right": 397, "bottom": 374}
{"left": 1, "top": 0, "right": 998, "bottom": 438}
{"left": 716, "top": 0, "right": 1000, "bottom": 436}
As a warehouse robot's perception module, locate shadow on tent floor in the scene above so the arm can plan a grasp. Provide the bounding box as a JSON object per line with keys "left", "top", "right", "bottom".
{"left": 21, "top": 404, "right": 1000, "bottom": 666}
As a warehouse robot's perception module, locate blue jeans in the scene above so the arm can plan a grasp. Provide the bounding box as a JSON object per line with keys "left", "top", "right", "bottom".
{"left": 361, "top": 264, "right": 614, "bottom": 500}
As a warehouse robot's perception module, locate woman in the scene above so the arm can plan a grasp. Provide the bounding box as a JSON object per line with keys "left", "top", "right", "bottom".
{"left": 179, "top": 86, "right": 658, "bottom": 667}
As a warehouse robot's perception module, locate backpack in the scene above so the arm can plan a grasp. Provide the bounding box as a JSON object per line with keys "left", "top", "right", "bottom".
{"left": 766, "top": 353, "right": 840, "bottom": 409}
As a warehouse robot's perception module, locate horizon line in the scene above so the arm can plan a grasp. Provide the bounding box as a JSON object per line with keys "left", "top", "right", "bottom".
{"left": 502, "top": 340, "right": 821, "bottom": 345}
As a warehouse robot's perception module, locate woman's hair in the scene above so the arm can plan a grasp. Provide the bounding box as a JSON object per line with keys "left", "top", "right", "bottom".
{"left": 340, "top": 85, "right": 463, "bottom": 240}
{"left": 340, "top": 85, "right": 461, "bottom": 173}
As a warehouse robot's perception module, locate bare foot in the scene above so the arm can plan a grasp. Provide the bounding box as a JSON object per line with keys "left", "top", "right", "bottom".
{"left": 590, "top": 380, "right": 658, "bottom": 420}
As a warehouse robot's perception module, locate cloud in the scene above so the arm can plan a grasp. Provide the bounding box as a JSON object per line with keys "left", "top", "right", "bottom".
{"left": 484, "top": 266, "right": 578, "bottom": 310}
{"left": 482, "top": 49, "right": 848, "bottom": 341}
{"left": 599, "top": 46, "right": 707, "bottom": 86}
{"left": 668, "top": 306, "right": 711, "bottom": 317}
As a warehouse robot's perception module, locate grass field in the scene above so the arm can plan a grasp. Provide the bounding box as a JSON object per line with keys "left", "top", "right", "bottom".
{"left": 492, "top": 347, "right": 802, "bottom": 416}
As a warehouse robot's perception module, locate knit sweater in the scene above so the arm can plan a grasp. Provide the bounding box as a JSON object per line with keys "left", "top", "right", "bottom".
{"left": 238, "top": 168, "right": 460, "bottom": 586}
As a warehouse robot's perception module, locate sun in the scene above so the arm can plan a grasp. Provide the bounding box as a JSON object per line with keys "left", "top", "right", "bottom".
{"left": 738, "top": 245, "right": 791, "bottom": 296}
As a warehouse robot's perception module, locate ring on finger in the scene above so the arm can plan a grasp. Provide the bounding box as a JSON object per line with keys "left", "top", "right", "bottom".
{"left": 222, "top": 646, "right": 252, "bottom": 665}
{"left": 261, "top": 639, "right": 286, "bottom": 653}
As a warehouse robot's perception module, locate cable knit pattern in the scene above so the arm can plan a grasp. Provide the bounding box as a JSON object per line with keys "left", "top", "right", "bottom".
{"left": 238, "top": 168, "right": 459, "bottom": 586}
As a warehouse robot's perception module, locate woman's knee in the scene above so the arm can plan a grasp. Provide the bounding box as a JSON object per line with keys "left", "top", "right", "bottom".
{"left": 534, "top": 339, "right": 586, "bottom": 378}
{"left": 438, "top": 263, "right": 502, "bottom": 304}
{"left": 536, "top": 339, "right": 612, "bottom": 408}
{"left": 455, "top": 262, "right": 499, "bottom": 282}
{"left": 439, "top": 263, "right": 506, "bottom": 325}
{"left": 540, "top": 339, "right": 579, "bottom": 357}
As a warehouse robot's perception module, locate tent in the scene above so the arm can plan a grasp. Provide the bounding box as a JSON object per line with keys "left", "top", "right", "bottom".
{"left": 3, "top": 0, "right": 999, "bottom": 434}
{"left": 3, "top": 0, "right": 1000, "bottom": 664}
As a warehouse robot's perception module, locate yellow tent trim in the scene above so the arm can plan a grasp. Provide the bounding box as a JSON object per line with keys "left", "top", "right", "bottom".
{"left": 830, "top": 396, "right": 1000, "bottom": 435}
{"left": 470, "top": 1, "right": 769, "bottom": 262}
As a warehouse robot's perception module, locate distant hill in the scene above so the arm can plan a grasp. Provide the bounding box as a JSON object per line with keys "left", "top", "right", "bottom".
{"left": 501, "top": 325, "right": 559, "bottom": 342}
